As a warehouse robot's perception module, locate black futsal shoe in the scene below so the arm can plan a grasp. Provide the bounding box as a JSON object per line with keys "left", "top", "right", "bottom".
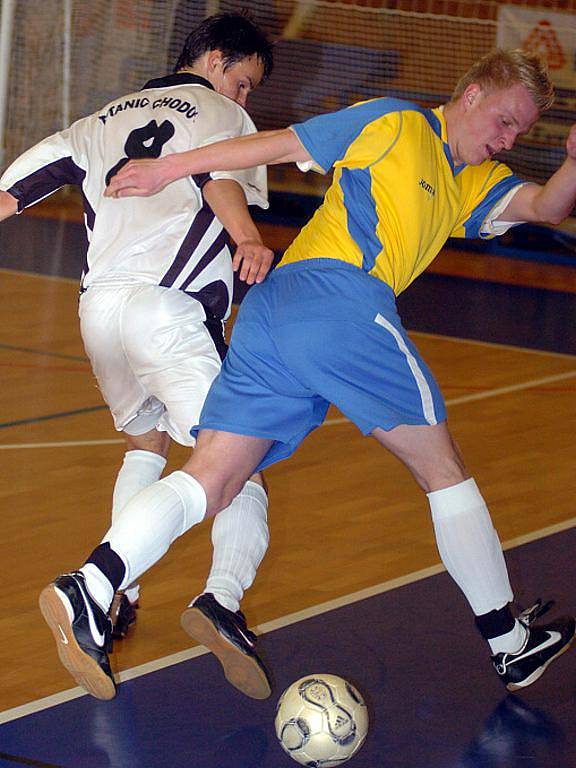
{"left": 110, "top": 591, "right": 139, "bottom": 639}
{"left": 492, "top": 600, "right": 576, "bottom": 691}
{"left": 180, "top": 592, "right": 272, "bottom": 700}
{"left": 39, "top": 571, "right": 116, "bottom": 700}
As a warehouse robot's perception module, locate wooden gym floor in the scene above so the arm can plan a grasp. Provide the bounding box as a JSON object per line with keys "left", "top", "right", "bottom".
{"left": 1, "top": 202, "right": 576, "bottom": 766}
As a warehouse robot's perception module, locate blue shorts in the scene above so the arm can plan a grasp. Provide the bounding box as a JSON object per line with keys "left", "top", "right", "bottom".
{"left": 195, "top": 260, "right": 446, "bottom": 471}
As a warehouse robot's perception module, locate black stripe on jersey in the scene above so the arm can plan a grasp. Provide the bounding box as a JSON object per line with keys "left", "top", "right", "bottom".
{"left": 180, "top": 228, "right": 231, "bottom": 319}
{"left": 202, "top": 315, "right": 228, "bottom": 363}
{"left": 193, "top": 172, "right": 212, "bottom": 189}
{"left": 78, "top": 190, "right": 96, "bottom": 292}
{"left": 160, "top": 198, "right": 232, "bottom": 319}
{"left": 81, "top": 190, "right": 96, "bottom": 232}
{"left": 185, "top": 280, "right": 230, "bottom": 320}
{"left": 7, "top": 157, "right": 85, "bottom": 212}
{"left": 181, "top": 229, "right": 229, "bottom": 291}
{"left": 160, "top": 200, "right": 214, "bottom": 288}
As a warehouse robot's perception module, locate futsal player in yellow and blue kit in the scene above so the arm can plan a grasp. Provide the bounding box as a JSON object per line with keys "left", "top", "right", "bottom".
{"left": 45, "top": 50, "right": 576, "bottom": 699}
{"left": 213, "top": 97, "right": 529, "bottom": 467}
{"left": 284, "top": 100, "right": 524, "bottom": 290}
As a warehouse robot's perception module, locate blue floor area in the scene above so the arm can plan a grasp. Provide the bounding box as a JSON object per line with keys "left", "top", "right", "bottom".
{"left": 2, "top": 528, "right": 575, "bottom": 768}
{"left": 397, "top": 274, "right": 576, "bottom": 356}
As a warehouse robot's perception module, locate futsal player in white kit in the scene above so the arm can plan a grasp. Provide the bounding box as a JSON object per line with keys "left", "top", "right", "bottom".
{"left": 0, "top": 13, "right": 275, "bottom": 699}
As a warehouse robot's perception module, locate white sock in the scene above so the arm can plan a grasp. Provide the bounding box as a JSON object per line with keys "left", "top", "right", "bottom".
{"left": 111, "top": 450, "right": 167, "bottom": 603}
{"left": 103, "top": 470, "right": 207, "bottom": 591}
{"left": 489, "top": 619, "right": 527, "bottom": 655}
{"left": 112, "top": 449, "right": 167, "bottom": 523}
{"left": 428, "top": 478, "right": 513, "bottom": 616}
{"left": 202, "top": 481, "right": 269, "bottom": 613}
{"left": 79, "top": 562, "right": 116, "bottom": 614}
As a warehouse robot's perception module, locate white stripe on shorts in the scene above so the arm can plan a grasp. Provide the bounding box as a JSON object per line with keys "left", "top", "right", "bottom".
{"left": 374, "top": 312, "right": 438, "bottom": 425}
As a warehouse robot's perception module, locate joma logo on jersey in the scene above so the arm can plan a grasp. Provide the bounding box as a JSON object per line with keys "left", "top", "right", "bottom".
{"left": 419, "top": 178, "right": 436, "bottom": 197}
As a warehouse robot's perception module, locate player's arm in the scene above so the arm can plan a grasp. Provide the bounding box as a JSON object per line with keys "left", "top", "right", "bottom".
{"left": 499, "top": 124, "right": 576, "bottom": 225}
{"left": 0, "top": 191, "right": 18, "bottom": 222}
{"left": 105, "top": 128, "right": 310, "bottom": 198}
{"left": 202, "top": 178, "right": 274, "bottom": 285}
{"left": 0, "top": 124, "right": 85, "bottom": 218}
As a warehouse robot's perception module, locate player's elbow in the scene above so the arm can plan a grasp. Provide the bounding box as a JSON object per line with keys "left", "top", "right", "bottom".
{"left": 526, "top": 200, "right": 567, "bottom": 227}
{"left": 530, "top": 191, "right": 571, "bottom": 227}
{"left": 545, "top": 211, "right": 567, "bottom": 226}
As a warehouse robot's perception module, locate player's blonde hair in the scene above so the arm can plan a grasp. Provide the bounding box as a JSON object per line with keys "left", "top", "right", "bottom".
{"left": 451, "top": 49, "right": 554, "bottom": 112}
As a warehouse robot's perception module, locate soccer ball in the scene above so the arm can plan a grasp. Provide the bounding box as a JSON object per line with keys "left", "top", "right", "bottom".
{"left": 274, "top": 674, "right": 369, "bottom": 767}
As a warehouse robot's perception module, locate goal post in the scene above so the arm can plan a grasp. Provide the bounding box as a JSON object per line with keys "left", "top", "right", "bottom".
{"left": 0, "top": 0, "right": 16, "bottom": 169}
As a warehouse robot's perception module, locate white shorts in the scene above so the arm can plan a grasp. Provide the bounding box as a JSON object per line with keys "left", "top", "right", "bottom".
{"left": 79, "top": 285, "right": 225, "bottom": 446}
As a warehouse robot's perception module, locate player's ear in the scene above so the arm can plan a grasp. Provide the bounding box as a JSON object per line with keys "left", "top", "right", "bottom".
{"left": 463, "top": 84, "right": 481, "bottom": 109}
{"left": 206, "top": 49, "right": 225, "bottom": 75}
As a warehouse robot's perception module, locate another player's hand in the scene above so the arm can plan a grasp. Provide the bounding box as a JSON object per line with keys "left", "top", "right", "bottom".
{"left": 105, "top": 157, "right": 175, "bottom": 198}
{"left": 233, "top": 240, "right": 274, "bottom": 284}
{"left": 0, "top": 191, "right": 18, "bottom": 222}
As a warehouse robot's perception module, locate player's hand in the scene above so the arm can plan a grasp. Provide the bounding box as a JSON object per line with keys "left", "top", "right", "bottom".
{"left": 232, "top": 240, "right": 274, "bottom": 284}
{"left": 566, "top": 124, "right": 576, "bottom": 161}
{"left": 0, "top": 191, "right": 18, "bottom": 222}
{"left": 104, "top": 157, "right": 175, "bottom": 198}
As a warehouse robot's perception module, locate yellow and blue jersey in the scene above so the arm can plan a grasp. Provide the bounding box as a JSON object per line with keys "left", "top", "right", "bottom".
{"left": 281, "top": 98, "right": 523, "bottom": 295}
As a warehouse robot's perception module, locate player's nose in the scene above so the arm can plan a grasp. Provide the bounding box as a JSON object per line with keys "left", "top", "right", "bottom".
{"left": 503, "top": 131, "right": 517, "bottom": 151}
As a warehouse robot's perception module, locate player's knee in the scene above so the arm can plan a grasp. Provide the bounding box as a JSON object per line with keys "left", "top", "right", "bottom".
{"left": 125, "top": 429, "right": 170, "bottom": 457}
{"left": 412, "top": 453, "right": 468, "bottom": 493}
{"left": 181, "top": 462, "right": 242, "bottom": 518}
{"left": 211, "top": 480, "right": 247, "bottom": 516}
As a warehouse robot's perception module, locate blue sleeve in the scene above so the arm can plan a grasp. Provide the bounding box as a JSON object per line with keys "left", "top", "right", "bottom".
{"left": 292, "top": 98, "right": 413, "bottom": 173}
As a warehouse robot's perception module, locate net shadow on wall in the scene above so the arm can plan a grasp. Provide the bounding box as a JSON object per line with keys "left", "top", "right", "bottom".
{"left": 240, "top": 39, "right": 400, "bottom": 130}
{"left": 166, "top": 0, "right": 282, "bottom": 71}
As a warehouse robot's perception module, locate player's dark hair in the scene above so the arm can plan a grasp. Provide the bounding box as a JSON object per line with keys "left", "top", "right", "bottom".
{"left": 175, "top": 11, "right": 273, "bottom": 82}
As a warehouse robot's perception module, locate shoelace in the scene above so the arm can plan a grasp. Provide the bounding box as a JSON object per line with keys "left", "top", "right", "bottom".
{"left": 518, "top": 598, "right": 555, "bottom": 627}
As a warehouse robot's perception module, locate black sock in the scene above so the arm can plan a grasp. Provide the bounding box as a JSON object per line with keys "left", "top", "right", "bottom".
{"left": 85, "top": 542, "right": 126, "bottom": 592}
{"left": 475, "top": 604, "right": 515, "bottom": 640}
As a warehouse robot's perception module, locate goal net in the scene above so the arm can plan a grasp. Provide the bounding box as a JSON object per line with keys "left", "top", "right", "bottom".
{"left": 1, "top": 0, "right": 575, "bottom": 197}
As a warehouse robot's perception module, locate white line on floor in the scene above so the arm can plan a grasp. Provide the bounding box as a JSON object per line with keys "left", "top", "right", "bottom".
{"left": 1, "top": 514, "right": 574, "bottom": 725}
{"left": 2, "top": 368, "right": 576, "bottom": 450}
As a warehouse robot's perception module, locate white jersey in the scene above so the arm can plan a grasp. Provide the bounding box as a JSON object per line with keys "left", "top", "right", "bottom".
{"left": 0, "top": 73, "right": 268, "bottom": 320}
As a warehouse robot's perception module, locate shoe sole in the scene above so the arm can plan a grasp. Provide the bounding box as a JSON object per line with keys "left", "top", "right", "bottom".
{"left": 39, "top": 585, "right": 116, "bottom": 701}
{"left": 506, "top": 631, "right": 575, "bottom": 691}
{"left": 181, "top": 607, "right": 271, "bottom": 700}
